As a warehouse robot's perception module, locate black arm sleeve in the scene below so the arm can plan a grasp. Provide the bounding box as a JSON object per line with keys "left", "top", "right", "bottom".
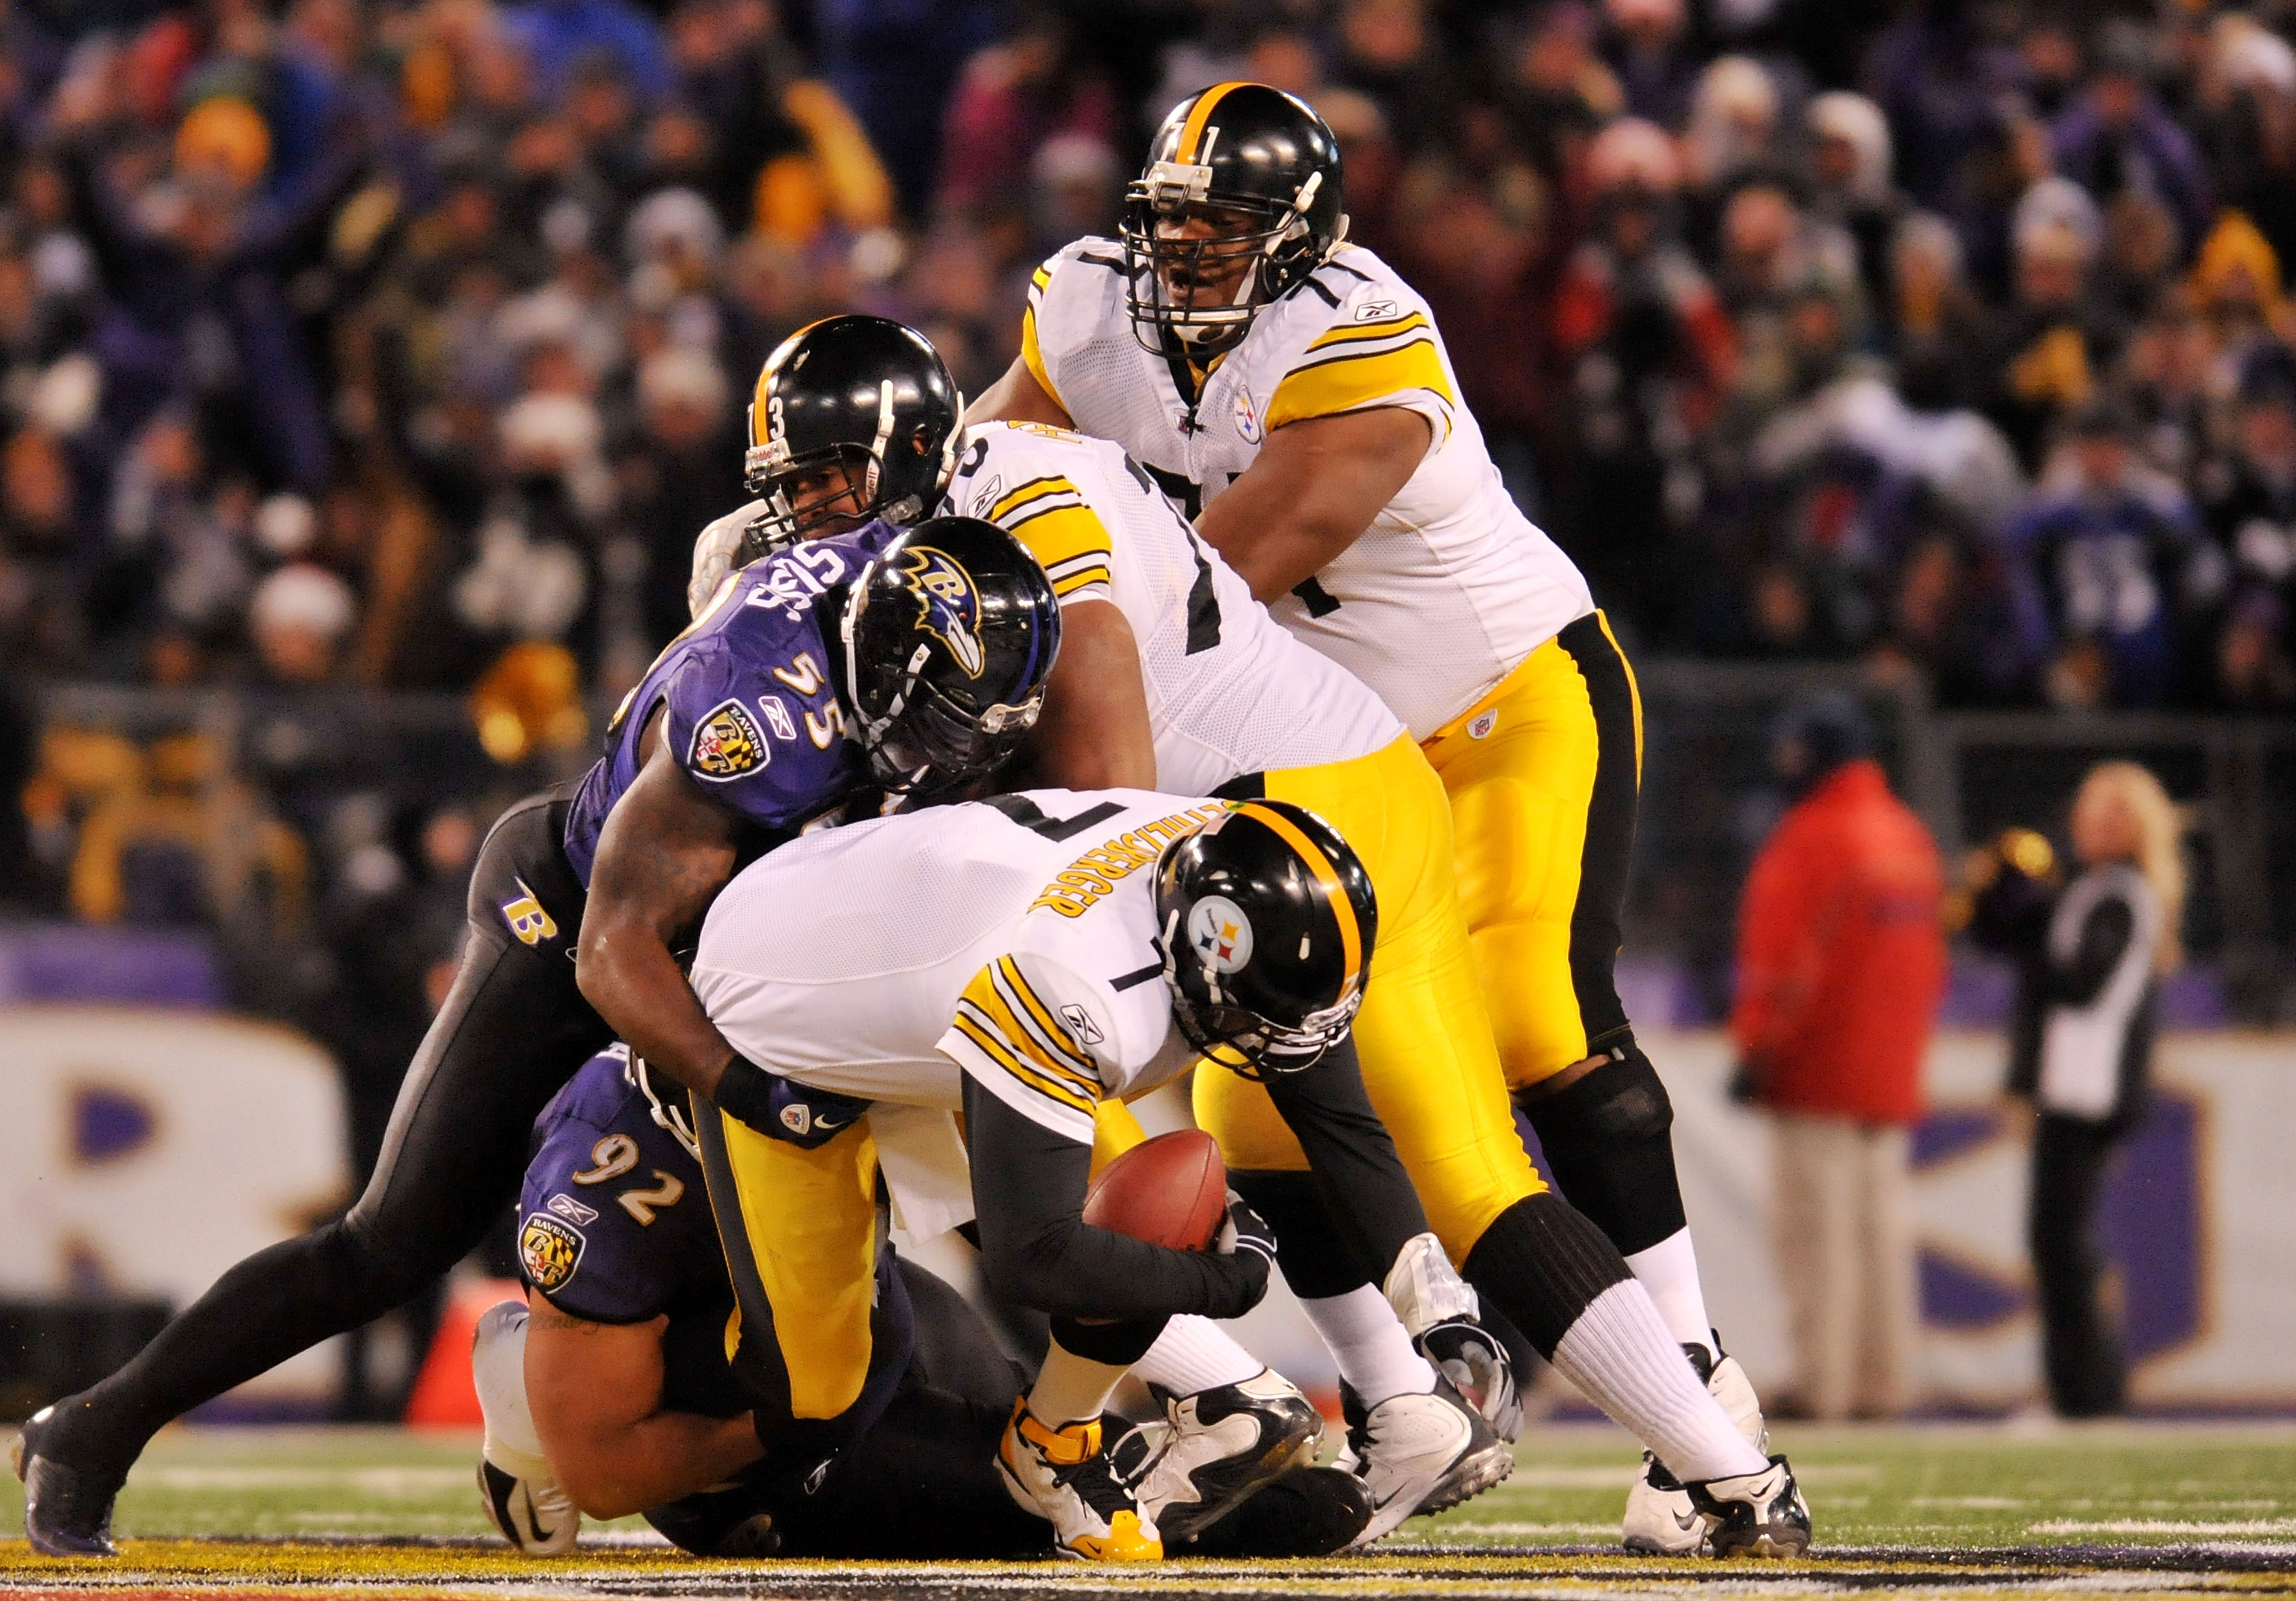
{"left": 1257, "top": 1036, "right": 1430, "bottom": 1277}
{"left": 961, "top": 1076, "right": 1266, "bottom": 1323}
{"left": 2049, "top": 895, "right": 2134, "bottom": 1006}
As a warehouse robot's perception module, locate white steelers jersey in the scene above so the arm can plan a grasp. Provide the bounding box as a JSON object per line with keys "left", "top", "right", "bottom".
{"left": 944, "top": 421, "right": 1400, "bottom": 793}
{"left": 1024, "top": 237, "right": 1594, "bottom": 735}
{"left": 690, "top": 789, "right": 1228, "bottom": 1145}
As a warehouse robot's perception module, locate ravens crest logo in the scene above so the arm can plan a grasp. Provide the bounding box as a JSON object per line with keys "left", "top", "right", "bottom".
{"left": 519, "top": 1213, "right": 586, "bottom": 1292}
{"left": 689, "top": 699, "right": 769, "bottom": 781}
{"left": 893, "top": 547, "right": 985, "bottom": 678}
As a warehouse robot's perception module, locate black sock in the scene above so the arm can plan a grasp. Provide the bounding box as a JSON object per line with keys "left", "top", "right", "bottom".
{"left": 1460, "top": 1192, "right": 1633, "bottom": 1358}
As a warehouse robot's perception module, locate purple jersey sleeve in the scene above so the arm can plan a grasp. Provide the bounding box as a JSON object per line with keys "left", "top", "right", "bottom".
{"left": 561, "top": 522, "right": 900, "bottom": 884}
{"left": 517, "top": 1047, "right": 715, "bottom": 1325}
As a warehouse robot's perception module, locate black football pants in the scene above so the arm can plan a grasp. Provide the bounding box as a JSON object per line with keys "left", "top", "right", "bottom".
{"left": 2030, "top": 1113, "right": 2129, "bottom": 1418}
{"left": 46, "top": 790, "right": 610, "bottom": 1473}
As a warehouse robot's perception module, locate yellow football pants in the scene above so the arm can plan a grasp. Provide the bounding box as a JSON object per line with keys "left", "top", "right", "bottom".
{"left": 1188, "top": 733, "right": 1545, "bottom": 1261}
{"left": 694, "top": 1106, "right": 886, "bottom": 1421}
{"left": 1422, "top": 611, "right": 1644, "bottom": 1091}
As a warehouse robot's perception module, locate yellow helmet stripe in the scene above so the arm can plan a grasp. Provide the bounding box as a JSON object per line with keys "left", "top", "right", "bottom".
{"left": 1176, "top": 81, "right": 1252, "bottom": 164}
{"left": 1234, "top": 802, "right": 1362, "bottom": 994}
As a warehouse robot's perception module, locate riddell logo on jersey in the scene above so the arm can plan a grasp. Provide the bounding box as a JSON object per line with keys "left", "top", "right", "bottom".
{"left": 1029, "top": 804, "right": 1229, "bottom": 919}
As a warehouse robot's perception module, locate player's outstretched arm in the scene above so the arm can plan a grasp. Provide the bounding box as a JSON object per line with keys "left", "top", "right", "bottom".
{"left": 1195, "top": 408, "right": 1429, "bottom": 603}
{"left": 967, "top": 353, "right": 1075, "bottom": 430}
{"left": 578, "top": 724, "right": 744, "bottom": 1102}
{"left": 960, "top": 1075, "right": 1267, "bottom": 1324}
{"left": 1008, "top": 599, "right": 1157, "bottom": 791}
{"left": 524, "top": 1297, "right": 762, "bottom": 1518}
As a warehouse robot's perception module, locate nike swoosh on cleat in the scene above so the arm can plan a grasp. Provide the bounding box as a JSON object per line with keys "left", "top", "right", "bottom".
{"left": 1672, "top": 1508, "right": 1702, "bottom": 1531}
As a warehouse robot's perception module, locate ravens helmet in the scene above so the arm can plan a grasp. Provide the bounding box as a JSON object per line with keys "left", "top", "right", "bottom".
{"left": 1122, "top": 82, "right": 1348, "bottom": 358}
{"left": 838, "top": 516, "right": 1061, "bottom": 794}
{"left": 1154, "top": 799, "right": 1378, "bottom": 1077}
{"left": 742, "top": 315, "right": 962, "bottom": 559}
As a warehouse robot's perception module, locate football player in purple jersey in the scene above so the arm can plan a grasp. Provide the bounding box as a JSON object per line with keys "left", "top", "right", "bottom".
{"left": 469, "top": 1046, "right": 1371, "bottom": 1560}
{"left": 15, "top": 321, "right": 1062, "bottom": 1559}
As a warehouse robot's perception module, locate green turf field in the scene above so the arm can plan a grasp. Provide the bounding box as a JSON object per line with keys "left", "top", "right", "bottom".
{"left": 3, "top": 1421, "right": 2292, "bottom": 1596}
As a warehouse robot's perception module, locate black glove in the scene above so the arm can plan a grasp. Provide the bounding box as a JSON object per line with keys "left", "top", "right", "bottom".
{"left": 714, "top": 1055, "right": 868, "bottom": 1148}
{"left": 1213, "top": 1189, "right": 1276, "bottom": 1313}
{"left": 1417, "top": 1318, "right": 1524, "bottom": 1442}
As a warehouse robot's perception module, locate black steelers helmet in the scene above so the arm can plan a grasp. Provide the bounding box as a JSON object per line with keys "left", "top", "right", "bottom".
{"left": 741, "top": 315, "right": 962, "bottom": 559}
{"left": 1122, "top": 82, "right": 1348, "bottom": 358}
{"left": 1153, "top": 799, "right": 1378, "bottom": 1078}
{"left": 838, "top": 516, "right": 1061, "bottom": 794}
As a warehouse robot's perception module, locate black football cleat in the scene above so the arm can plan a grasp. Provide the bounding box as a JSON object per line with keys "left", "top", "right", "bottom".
{"left": 14, "top": 1405, "right": 124, "bottom": 1558}
{"left": 1685, "top": 1454, "right": 1812, "bottom": 1557}
{"left": 1180, "top": 1466, "right": 1373, "bottom": 1557}
{"left": 1122, "top": 1369, "right": 1324, "bottom": 1542}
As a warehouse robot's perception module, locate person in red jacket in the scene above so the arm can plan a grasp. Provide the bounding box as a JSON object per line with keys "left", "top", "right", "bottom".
{"left": 1731, "top": 693, "right": 1945, "bottom": 1421}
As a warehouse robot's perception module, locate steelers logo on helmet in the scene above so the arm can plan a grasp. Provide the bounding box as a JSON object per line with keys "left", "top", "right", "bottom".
{"left": 1187, "top": 894, "right": 1254, "bottom": 979}
{"left": 893, "top": 546, "right": 985, "bottom": 677}
{"left": 1153, "top": 798, "right": 1378, "bottom": 1078}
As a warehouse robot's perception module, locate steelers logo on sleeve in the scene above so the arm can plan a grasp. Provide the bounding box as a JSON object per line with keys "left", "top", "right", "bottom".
{"left": 690, "top": 699, "right": 769, "bottom": 781}
{"left": 519, "top": 1213, "right": 586, "bottom": 1292}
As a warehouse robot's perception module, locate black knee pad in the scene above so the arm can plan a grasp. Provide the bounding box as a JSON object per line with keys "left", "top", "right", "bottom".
{"left": 1229, "top": 1170, "right": 1377, "bottom": 1300}
{"left": 1517, "top": 1039, "right": 1688, "bottom": 1258}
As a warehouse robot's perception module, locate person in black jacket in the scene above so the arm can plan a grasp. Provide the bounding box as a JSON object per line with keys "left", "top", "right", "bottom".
{"left": 1967, "top": 760, "right": 2185, "bottom": 1417}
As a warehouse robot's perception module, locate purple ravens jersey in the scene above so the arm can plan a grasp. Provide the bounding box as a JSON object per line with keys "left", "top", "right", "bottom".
{"left": 561, "top": 522, "right": 901, "bottom": 886}
{"left": 518, "top": 1045, "right": 743, "bottom": 1416}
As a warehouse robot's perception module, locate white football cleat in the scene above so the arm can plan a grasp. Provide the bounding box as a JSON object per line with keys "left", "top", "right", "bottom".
{"left": 996, "top": 1402, "right": 1162, "bottom": 1562}
{"left": 1687, "top": 1454, "right": 1812, "bottom": 1557}
{"left": 1336, "top": 1376, "right": 1513, "bottom": 1547}
{"left": 1623, "top": 1339, "right": 1771, "bottom": 1555}
{"left": 472, "top": 1299, "right": 578, "bottom": 1556}
{"left": 1125, "top": 1368, "right": 1323, "bottom": 1542}
{"left": 477, "top": 1442, "right": 578, "bottom": 1556}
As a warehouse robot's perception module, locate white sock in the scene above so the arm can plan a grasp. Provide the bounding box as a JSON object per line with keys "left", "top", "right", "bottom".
{"left": 470, "top": 1301, "right": 548, "bottom": 1473}
{"left": 1299, "top": 1284, "right": 1436, "bottom": 1405}
{"left": 1625, "top": 1227, "right": 1718, "bottom": 1363}
{"left": 1134, "top": 1316, "right": 1265, "bottom": 1395}
{"left": 1549, "top": 1280, "right": 1767, "bottom": 1483}
{"left": 1028, "top": 1339, "right": 1132, "bottom": 1427}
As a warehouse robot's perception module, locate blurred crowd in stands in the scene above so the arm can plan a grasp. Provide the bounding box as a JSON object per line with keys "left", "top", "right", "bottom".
{"left": 1, "top": 0, "right": 2294, "bottom": 717}
{"left": 5, "top": 0, "right": 2295, "bottom": 961}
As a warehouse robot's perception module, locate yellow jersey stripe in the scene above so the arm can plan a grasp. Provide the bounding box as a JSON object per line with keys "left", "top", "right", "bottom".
{"left": 964, "top": 985, "right": 1101, "bottom": 1098}
{"left": 1305, "top": 311, "right": 1432, "bottom": 352}
{"left": 993, "top": 957, "right": 1097, "bottom": 1074}
{"left": 1235, "top": 802, "right": 1363, "bottom": 994}
{"left": 959, "top": 970, "right": 1102, "bottom": 1094}
{"left": 950, "top": 1007, "right": 1096, "bottom": 1110}
{"left": 1177, "top": 81, "right": 1251, "bottom": 164}
{"left": 1002, "top": 503, "right": 1113, "bottom": 590}
{"left": 1031, "top": 264, "right": 1052, "bottom": 292}
{"left": 1020, "top": 307, "right": 1067, "bottom": 415}
{"left": 989, "top": 475, "right": 1080, "bottom": 521}
{"left": 950, "top": 1009, "right": 1099, "bottom": 1115}
{"left": 1265, "top": 339, "right": 1455, "bottom": 433}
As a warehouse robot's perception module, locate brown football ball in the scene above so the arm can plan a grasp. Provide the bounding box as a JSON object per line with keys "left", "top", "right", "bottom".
{"left": 1081, "top": 1128, "right": 1227, "bottom": 1252}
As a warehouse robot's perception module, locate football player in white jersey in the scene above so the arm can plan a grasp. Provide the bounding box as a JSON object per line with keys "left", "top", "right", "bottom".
{"left": 683, "top": 789, "right": 1813, "bottom": 1562}
{"left": 971, "top": 81, "right": 1774, "bottom": 1551}
{"left": 692, "top": 317, "right": 1808, "bottom": 1556}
